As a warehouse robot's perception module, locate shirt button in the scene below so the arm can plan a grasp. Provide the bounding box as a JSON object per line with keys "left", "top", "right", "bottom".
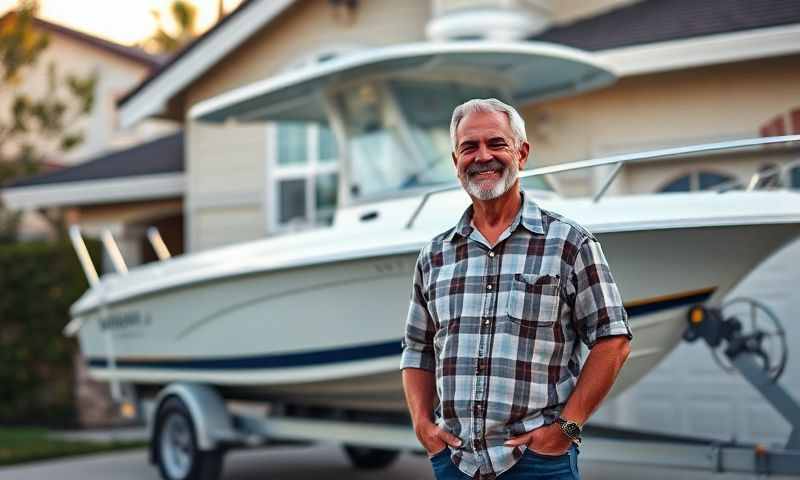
{"left": 487, "top": 284, "right": 493, "bottom": 290}
{"left": 484, "top": 318, "right": 490, "bottom": 325}
{"left": 488, "top": 251, "right": 495, "bottom": 258}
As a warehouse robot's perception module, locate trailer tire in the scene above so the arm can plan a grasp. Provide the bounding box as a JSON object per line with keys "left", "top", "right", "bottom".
{"left": 343, "top": 445, "right": 399, "bottom": 470}
{"left": 154, "top": 397, "right": 224, "bottom": 480}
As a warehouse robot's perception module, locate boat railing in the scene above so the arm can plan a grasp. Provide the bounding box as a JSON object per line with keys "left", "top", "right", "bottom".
{"left": 101, "top": 229, "right": 129, "bottom": 275}
{"left": 405, "top": 134, "right": 800, "bottom": 229}
{"left": 147, "top": 226, "right": 172, "bottom": 260}
{"left": 68, "top": 225, "right": 99, "bottom": 288}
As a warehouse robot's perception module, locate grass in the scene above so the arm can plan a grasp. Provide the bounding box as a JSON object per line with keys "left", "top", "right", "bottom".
{"left": 0, "top": 427, "right": 147, "bottom": 467}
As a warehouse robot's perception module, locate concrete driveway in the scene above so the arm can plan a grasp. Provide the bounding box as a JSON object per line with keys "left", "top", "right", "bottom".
{"left": 0, "top": 444, "right": 795, "bottom": 480}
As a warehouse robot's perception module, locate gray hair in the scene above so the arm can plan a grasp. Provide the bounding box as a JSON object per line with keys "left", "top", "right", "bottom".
{"left": 449, "top": 98, "right": 527, "bottom": 152}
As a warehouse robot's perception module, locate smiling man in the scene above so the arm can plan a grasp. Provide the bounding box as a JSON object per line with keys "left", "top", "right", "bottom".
{"left": 401, "top": 99, "right": 633, "bottom": 480}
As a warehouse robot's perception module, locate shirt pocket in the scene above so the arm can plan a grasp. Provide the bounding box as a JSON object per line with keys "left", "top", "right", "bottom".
{"left": 507, "top": 273, "right": 561, "bottom": 325}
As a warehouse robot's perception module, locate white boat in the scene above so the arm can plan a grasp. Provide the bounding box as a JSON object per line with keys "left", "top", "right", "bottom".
{"left": 67, "top": 42, "right": 800, "bottom": 413}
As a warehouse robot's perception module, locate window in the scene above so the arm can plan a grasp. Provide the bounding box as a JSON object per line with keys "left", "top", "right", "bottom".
{"left": 658, "top": 171, "right": 736, "bottom": 193}
{"left": 789, "top": 164, "right": 800, "bottom": 189}
{"left": 270, "top": 123, "right": 338, "bottom": 231}
{"left": 699, "top": 172, "right": 733, "bottom": 190}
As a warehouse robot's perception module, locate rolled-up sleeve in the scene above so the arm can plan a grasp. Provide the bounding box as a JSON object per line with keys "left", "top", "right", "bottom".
{"left": 570, "top": 237, "right": 632, "bottom": 348}
{"left": 400, "top": 250, "right": 436, "bottom": 371}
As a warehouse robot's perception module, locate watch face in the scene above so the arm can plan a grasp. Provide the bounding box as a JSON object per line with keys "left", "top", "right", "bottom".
{"left": 564, "top": 423, "right": 580, "bottom": 437}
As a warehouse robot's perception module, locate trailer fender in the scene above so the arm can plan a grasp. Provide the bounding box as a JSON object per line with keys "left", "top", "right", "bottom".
{"left": 150, "top": 383, "right": 239, "bottom": 456}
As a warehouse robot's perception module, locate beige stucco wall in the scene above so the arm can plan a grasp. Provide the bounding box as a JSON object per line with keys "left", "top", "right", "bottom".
{"left": 185, "top": 121, "right": 268, "bottom": 251}
{"left": 184, "top": 0, "right": 432, "bottom": 252}
{"left": 521, "top": 55, "right": 800, "bottom": 197}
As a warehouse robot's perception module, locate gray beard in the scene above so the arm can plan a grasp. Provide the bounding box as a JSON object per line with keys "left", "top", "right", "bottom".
{"left": 460, "top": 161, "right": 519, "bottom": 200}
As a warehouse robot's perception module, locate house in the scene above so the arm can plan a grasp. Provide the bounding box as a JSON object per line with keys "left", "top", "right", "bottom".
{"left": 0, "top": 14, "right": 172, "bottom": 164}
{"left": 3, "top": 0, "right": 799, "bottom": 442}
{"left": 0, "top": 13, "right": 177, "bottom": 243}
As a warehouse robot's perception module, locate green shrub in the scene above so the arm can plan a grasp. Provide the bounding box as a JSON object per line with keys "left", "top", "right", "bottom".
{"left": 0, "top": 240, "right": 100, "bottom": 426}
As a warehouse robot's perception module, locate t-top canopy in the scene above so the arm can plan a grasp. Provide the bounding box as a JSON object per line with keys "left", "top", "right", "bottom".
{"left": 189, "top": 41, "right": 616, "bottom": 124}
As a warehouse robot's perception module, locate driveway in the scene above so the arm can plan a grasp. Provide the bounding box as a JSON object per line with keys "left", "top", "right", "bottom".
{"left": 0, "top": 444, "right": 794, "bottom": 480}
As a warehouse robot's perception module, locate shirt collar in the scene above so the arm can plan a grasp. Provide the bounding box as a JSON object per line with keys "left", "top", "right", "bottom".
{"left": 445, "top": 190, "right": 545, "bottom": 242}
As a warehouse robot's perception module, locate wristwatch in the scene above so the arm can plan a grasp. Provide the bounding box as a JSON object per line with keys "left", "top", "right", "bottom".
{"left": 556, "top": 417, "right": 582, "bottom": 445}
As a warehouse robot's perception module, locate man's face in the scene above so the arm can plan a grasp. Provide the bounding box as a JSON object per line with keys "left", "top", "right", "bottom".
{"left": 452, "top": 110, "right": 530, "bottom": 200}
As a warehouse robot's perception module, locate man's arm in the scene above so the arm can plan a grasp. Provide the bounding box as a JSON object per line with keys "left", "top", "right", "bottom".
{"left": 505, "top": 336, "right": 630, "bottom": 453}
{"left": 561, "top": 335, "right": 630, "bottom": 425}
{"left": 402, "top": 368, "right": 462, "bottom": 455}
{"left": 400, "top": 251, "right": 462, "bottom": 455}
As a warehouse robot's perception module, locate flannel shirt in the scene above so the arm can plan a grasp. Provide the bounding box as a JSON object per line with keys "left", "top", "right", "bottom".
{"left": 400, "top": 190, "right": 632, "bottom": 479}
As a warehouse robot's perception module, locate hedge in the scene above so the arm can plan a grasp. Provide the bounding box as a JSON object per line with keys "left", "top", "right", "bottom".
{"left": 0, "top": 240, "right": 100, "bottom": 426}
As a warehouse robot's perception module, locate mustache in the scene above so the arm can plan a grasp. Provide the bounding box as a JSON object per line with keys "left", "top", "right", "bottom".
{"left": 465, "top": 159, "right": 505, "bottom": 176}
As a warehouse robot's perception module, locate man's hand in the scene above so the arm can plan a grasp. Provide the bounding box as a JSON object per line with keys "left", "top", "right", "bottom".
{"left": 504, "top": 423, "right": 571, "bottom": 456}
{"left": 415, "top": 419, "right": 463, "bottom": 456}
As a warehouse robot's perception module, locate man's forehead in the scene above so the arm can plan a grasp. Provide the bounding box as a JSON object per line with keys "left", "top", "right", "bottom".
{"left": 456, "top": 111, "right": 513, "bottom": 144}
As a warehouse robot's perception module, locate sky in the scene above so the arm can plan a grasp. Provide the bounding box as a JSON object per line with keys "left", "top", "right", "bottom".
{"left": 0, "top": 0, "right": 245, "bottom": 46}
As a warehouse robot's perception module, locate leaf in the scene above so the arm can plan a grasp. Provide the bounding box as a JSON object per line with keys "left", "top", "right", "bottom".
{"left": 60, "top": 132, "right": 83, "bottom": 151}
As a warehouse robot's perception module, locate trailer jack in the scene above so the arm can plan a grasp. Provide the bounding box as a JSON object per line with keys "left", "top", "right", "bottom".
{"left": 683, "top": 298, "right": 800, "bottom": 473}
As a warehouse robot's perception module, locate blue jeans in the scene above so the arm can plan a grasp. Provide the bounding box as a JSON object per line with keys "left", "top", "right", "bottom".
{"left": 429, "top": 444, "right": 580, "bottom": 479}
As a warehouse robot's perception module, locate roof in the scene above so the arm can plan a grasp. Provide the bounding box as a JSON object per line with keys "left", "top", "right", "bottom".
{"left": 115, "top": 0, "right": 296, "bottom": 127}
{"left": 0, "top": 12, "right": 165, "bottom": 68}
{"left": 117, "top": 0, "right": 274, "bottom": 107}
{"left": 5, "top": 132, "right": 184, "bottom": 188}
{"left": 533, "top": 0, "right": 800, "bottom": 51}
{"left": 118, "top": 0, "right": 800, "bottom": 128}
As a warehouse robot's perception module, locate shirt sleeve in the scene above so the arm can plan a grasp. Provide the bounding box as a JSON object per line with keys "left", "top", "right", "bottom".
{"left": 570, "top": 237, "right": 632, "bottom": 348}
{"left": 400, "top": 250, "right": 437, "bottom": 371}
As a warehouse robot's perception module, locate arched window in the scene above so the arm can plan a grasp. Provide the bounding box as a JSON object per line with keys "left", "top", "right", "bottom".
{"left": 658, "top": 171, "right": 736, "bottom": 193}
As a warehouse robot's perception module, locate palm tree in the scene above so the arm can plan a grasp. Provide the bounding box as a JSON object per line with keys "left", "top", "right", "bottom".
{"left": 141, "top": 0, "right": 198, "bottom": 54}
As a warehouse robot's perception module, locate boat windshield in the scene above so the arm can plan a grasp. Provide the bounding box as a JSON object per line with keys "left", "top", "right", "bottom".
{"left": 336, "top": 80, "right": 553, "bottom": 201}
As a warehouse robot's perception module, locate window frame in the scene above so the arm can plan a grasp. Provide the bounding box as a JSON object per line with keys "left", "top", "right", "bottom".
{"left": 656, "top": 169, "right": 737, "bottom": 193}
{"left": 266, "top": 123, "right": 339, "bottom": 234}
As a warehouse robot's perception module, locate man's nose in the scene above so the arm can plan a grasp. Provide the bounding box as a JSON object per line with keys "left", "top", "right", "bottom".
{"left": 475, "top": 144, "right": 493, "bottom": 162}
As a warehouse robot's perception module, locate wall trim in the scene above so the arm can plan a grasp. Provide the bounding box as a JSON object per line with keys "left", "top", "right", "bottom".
{"left": 598, "top": 23, "right": 800, "bottom": 77}
{"left": 1, "top": 173, "right": 185, "bottom": 209}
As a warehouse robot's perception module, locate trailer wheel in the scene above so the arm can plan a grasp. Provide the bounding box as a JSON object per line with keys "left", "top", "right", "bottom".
{"left": 343, "top": 445, "right": 399, "bottom": 470}
{"left": 155, "top": 397, "right": 223, "bottom": 480}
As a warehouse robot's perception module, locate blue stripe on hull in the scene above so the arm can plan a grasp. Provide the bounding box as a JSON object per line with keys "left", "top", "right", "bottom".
{"left": 625, "top": 289, "right": 714, "bottom": 317}
{"left": 88, "top": 289, "right": 714, "bottom": 371}
{"left": 88, "top": 339, "right": 401, "bottom": 370}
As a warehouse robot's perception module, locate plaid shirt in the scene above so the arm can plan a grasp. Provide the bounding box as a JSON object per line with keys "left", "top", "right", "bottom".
{"left": 401, "top": 190, "right": 632, "bottom": 479}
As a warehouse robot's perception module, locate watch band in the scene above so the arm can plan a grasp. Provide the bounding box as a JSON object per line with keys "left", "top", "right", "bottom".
{"left": 556, "top": 417, "right": 582, "bottom": 445}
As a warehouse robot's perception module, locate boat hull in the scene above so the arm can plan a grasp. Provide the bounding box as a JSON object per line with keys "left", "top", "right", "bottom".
{"left": 78, "top": 221, "right": 799, "bottom": 412}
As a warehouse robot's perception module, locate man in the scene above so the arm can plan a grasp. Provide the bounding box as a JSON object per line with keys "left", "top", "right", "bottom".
{"left": 401, "top": 98, "right": 632, "bottom": 480}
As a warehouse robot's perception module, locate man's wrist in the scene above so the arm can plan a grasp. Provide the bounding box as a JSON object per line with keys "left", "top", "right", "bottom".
{"left": 412, "top": 416, "right": 436, "bottom": 431}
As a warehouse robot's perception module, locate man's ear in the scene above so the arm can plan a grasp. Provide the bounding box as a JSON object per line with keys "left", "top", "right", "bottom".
{"left": 452, "top": 151, "right": 458, "bottom": 168}
{"left": 518, "top": 141, "right": 531, "bottom": 170}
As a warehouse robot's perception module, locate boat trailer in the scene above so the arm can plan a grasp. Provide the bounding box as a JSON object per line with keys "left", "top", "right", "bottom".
{"left": 66, "top": 224, "right": 800, "bottom": 478}
{"left": 127, "top": 299, "right": 800, "bottom": 480}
